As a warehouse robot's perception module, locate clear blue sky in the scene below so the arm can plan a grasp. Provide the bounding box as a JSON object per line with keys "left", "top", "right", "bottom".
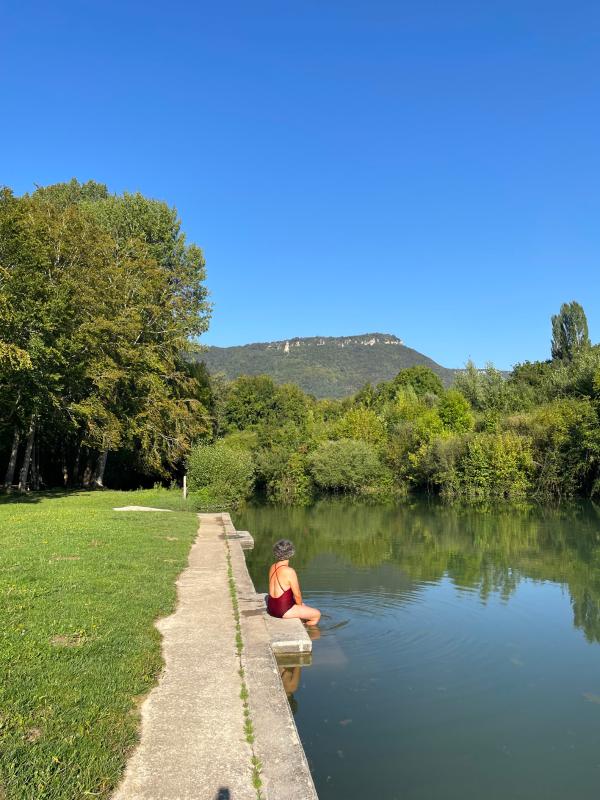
{"left": 3, "top": 1, "right": 600, "bottom": 368}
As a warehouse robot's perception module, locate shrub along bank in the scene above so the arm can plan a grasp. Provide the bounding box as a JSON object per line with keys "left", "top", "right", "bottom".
{"left": 191, "top": 303, "right": 600, "bottom": 506}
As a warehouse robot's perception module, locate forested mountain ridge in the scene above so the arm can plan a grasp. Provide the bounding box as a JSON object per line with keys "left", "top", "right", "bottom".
{"left": 197, "top": 333, "right": 460, "bottom": 398}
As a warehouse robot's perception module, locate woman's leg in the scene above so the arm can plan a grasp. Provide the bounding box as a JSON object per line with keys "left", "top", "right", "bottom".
{"left": 283, "top": 603, "right": 321, "bottom": 626}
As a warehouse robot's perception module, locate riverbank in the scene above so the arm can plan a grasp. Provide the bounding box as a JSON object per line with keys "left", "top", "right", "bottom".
{"left": 114, "top": 512, "right": 317, "bottom": 800}
{"left": 0, "top": 493, "right": 318, "bottom": 799}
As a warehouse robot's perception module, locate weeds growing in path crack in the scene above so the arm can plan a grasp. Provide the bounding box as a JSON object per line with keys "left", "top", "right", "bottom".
{"left": 225, "top": 536, "right": 264, "bottom": 799}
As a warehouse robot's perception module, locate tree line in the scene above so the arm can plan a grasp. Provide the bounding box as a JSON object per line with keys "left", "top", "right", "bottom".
{"left": 2, "top": 182, "right": 597, "bottom": 506}
{"left": 0, "top": 180, "right": 210, "bottom": 491}
{"left": 188, "top": 300, "right": 600, "bottom": 506}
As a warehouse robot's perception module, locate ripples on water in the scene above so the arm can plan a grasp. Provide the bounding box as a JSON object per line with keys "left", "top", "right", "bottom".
{"left": 238, "top": 500, "right": 600, "bottom": 800}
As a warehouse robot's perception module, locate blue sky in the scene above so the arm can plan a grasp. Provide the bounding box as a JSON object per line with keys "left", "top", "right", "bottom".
{"left": 3, "top": 1, "right": 600, "bottom": 369}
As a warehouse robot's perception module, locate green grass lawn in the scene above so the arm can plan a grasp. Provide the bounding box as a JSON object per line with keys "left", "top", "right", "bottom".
{"left": 0, "top": 489, "right": 199, "bottom": 800}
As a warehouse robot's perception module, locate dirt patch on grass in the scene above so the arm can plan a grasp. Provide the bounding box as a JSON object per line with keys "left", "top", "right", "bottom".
{"left": 25, "top": 727, "right": 42, "bottom": 743}
{"left": 50, "top": 633, "right": 86, "bottom": 647}
{"left": 49, "top": 555, "right": 81, "bottom": 562}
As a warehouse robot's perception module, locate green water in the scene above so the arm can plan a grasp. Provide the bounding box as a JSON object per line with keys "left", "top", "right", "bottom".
{"left": 236, "top": 499, "right": 600, "bottom": 800}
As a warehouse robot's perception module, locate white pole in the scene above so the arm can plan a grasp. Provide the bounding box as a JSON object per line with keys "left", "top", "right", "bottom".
{"left": 183, "top": 474, "right": 187, "bottom": 500}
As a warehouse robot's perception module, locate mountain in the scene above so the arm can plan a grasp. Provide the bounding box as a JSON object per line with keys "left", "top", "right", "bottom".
{"left": 197, "top": 333, "right": 461, "bottom": 399}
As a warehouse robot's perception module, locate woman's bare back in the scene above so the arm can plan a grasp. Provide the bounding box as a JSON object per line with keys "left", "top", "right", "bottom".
{"left": 269, "top": 563, "right": 293, "bottom": 598}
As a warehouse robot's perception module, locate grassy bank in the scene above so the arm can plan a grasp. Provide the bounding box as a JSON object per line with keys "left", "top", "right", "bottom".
{"left": 0, "top": 490, "right": 198, "bottom": 800}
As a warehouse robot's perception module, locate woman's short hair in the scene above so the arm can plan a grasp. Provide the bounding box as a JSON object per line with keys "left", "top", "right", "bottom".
{"left": 273, "top": 539, "right": 295, "bottom": 560}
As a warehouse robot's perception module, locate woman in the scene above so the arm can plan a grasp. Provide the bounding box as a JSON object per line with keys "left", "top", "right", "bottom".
{"left": 267, "top": 539, "right": 321, "bottom": 626}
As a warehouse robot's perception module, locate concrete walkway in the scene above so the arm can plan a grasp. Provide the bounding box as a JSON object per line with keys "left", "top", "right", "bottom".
{"left": 113, "top": 513, "right": 255, "bottom": 800}
{"left": 113, "top": 513, "right": 318, "bottom": 800}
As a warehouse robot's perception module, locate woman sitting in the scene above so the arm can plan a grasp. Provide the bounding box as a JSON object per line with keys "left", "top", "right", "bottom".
{"left": 267, "top": 539, "right": 321, "bottom": 627}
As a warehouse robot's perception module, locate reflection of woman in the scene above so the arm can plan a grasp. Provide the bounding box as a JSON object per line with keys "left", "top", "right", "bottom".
{"left": 280, "top": 665, "right": 301, "bottom": 696}
{"left": 267, "top": 539, "right": 321, "bottom": 626}
{"left": 280, "top": 666, "right": 300, "bottom": 715}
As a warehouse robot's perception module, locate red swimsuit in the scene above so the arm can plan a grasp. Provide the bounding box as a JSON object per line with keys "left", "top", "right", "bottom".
{"left": 267, "top": 564, "right": 296, "bottom": 618}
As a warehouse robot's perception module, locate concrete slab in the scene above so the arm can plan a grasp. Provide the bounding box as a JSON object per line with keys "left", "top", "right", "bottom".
{"left": 226, "top": 530, "right": 254, "bottom": 550}
{"left": 221, "top": 512, "right": 237, "bottom": 536}
{"left": 265, "top": 618, "right": 313, "bottom": 656}
{"left": 113, "top": 506, "right": 174, "bottom": 512}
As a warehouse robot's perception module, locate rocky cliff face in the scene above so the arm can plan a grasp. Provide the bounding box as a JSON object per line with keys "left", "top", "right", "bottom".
{"left": 266, "top": 333, "right": 405, "bottom": 352}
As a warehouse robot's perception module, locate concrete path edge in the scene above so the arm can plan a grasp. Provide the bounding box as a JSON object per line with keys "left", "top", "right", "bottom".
{"left": 224, "top": 516, "right": 318, "bottom": 800}
{"left": 112, "top": 512, "right": 318, "bottom": 800}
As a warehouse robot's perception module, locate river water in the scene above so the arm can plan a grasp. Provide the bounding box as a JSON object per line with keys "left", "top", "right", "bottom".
{"left": 236, "top": 499, "right": 600, "bottom": 800}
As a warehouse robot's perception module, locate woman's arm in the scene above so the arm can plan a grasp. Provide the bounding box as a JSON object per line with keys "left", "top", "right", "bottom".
{"left": 288, "top": 568, "right": 302, "bottom": 605}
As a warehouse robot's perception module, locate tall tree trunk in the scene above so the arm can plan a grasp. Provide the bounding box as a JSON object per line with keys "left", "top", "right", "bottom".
{"left": 31, "top": 441, "right": 40, "bottom": 491}
{"left": 4, "top": 427, "right": 20, "bottom": 488}
{"left": 82, "top": 454, "right": 93, "bottom": 488}
{"left": 73, "top": 443, "right": 82, "bottom": 485}
{"left": 61, "top": 444, "right": 69, "bottom": 487}
{"left": 30, "top": 441, "right": 36, "bottom": 490}
{"left": 18, "top": 417, "right": 36, "bottom": 491}
{"left": 92, "top": 449, "right": 108, "bottom": 488}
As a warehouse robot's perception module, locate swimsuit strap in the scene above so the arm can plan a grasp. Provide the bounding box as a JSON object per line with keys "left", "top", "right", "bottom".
{"left": 272, "top": 564, "right": 287, "bottom": 593}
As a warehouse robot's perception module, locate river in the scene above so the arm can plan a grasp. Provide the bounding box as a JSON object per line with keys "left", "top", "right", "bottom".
{"left": 236, "top": 499, "right": 600, "bottom": 800}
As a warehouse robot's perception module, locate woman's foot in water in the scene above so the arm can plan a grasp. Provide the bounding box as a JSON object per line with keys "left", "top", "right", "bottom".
{"left": 283, "top": 603, "right": 321, "bottom": 627}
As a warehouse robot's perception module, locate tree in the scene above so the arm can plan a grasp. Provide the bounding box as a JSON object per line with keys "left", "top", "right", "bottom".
{"left": 390, "top": 366, "right": 444, "bottom": 398}
{"left": 454, "top": 360, "right": 485, "bottom": 410}
{"left": 223, "top": 375, "right": 278, "bottom": 431}
{"left": 334, "top": 407, "right": 386, "bottom": 445}
{"left": 0, "top": 190, "right": 113, "bottom": 489}
{"left": 0, "top": 181, "right": 211, "bottom": 489}
{"left": 187, "top": 442, "right": 254, "bottom": 507}
{"left": 308, "top": 439, "right": 384, "bottom": 492}
{"left": 438, "top": 389, "right": 474, "bottom": 433}
{"left": 551, "top": 301, "right": 590, "bottom": 361}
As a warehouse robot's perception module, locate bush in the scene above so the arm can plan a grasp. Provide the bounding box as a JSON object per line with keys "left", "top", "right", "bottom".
{"left": 308, "top": 439, "right": 385, "bottom": 493}
{"left": 187, "top": 442, "right": 254, "bottom": 508}
{"left": 412, "top": 434, "right": 466, "bottom": 494}
{"left": 506, "top": 399, "right": 599, "bottom": 499}
{"left": 265, "top": 452, "right": 313, "bottom": 506}
{"left": 414, "top": 430, "right": 534, "bottom": 501}
{"left": 384, "top": 403, "right": 445, "bottom": 483}
{"left": 221, "top": 429, "right": 259, "bottom": 451}
{"left": 438, "top": 389, "right": 474, "bottom": 433}
{"left": 333, "top": 407, "right": 386, "bottom": 445}
{"left": 453, "top": 431, "right": 533, "bottom": 501}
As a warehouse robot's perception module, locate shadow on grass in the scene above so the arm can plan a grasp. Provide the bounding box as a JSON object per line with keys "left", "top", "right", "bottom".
{"left": 0, "top": 488, "right": 83, "bottom": 505}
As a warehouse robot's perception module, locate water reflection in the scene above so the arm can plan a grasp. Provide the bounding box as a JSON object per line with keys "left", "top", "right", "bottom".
{"left": 279, "top": 664, "right": 301, "bottom": 715}
{"left": 238, "top": 499, "right": 600, "bottom": 800}
{"left": 239, "top": 499, "right": 600, "bottom": 643}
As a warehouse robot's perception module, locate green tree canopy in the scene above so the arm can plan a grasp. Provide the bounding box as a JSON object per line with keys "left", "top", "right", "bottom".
{"left": 384, "top": 365, "right": 444, "bottom": 400}
{"left": 0, "top": 180, "right": 211, "bottom": 488}
{"left": 551, "top": 301, "right": 590, "bottom": 361}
